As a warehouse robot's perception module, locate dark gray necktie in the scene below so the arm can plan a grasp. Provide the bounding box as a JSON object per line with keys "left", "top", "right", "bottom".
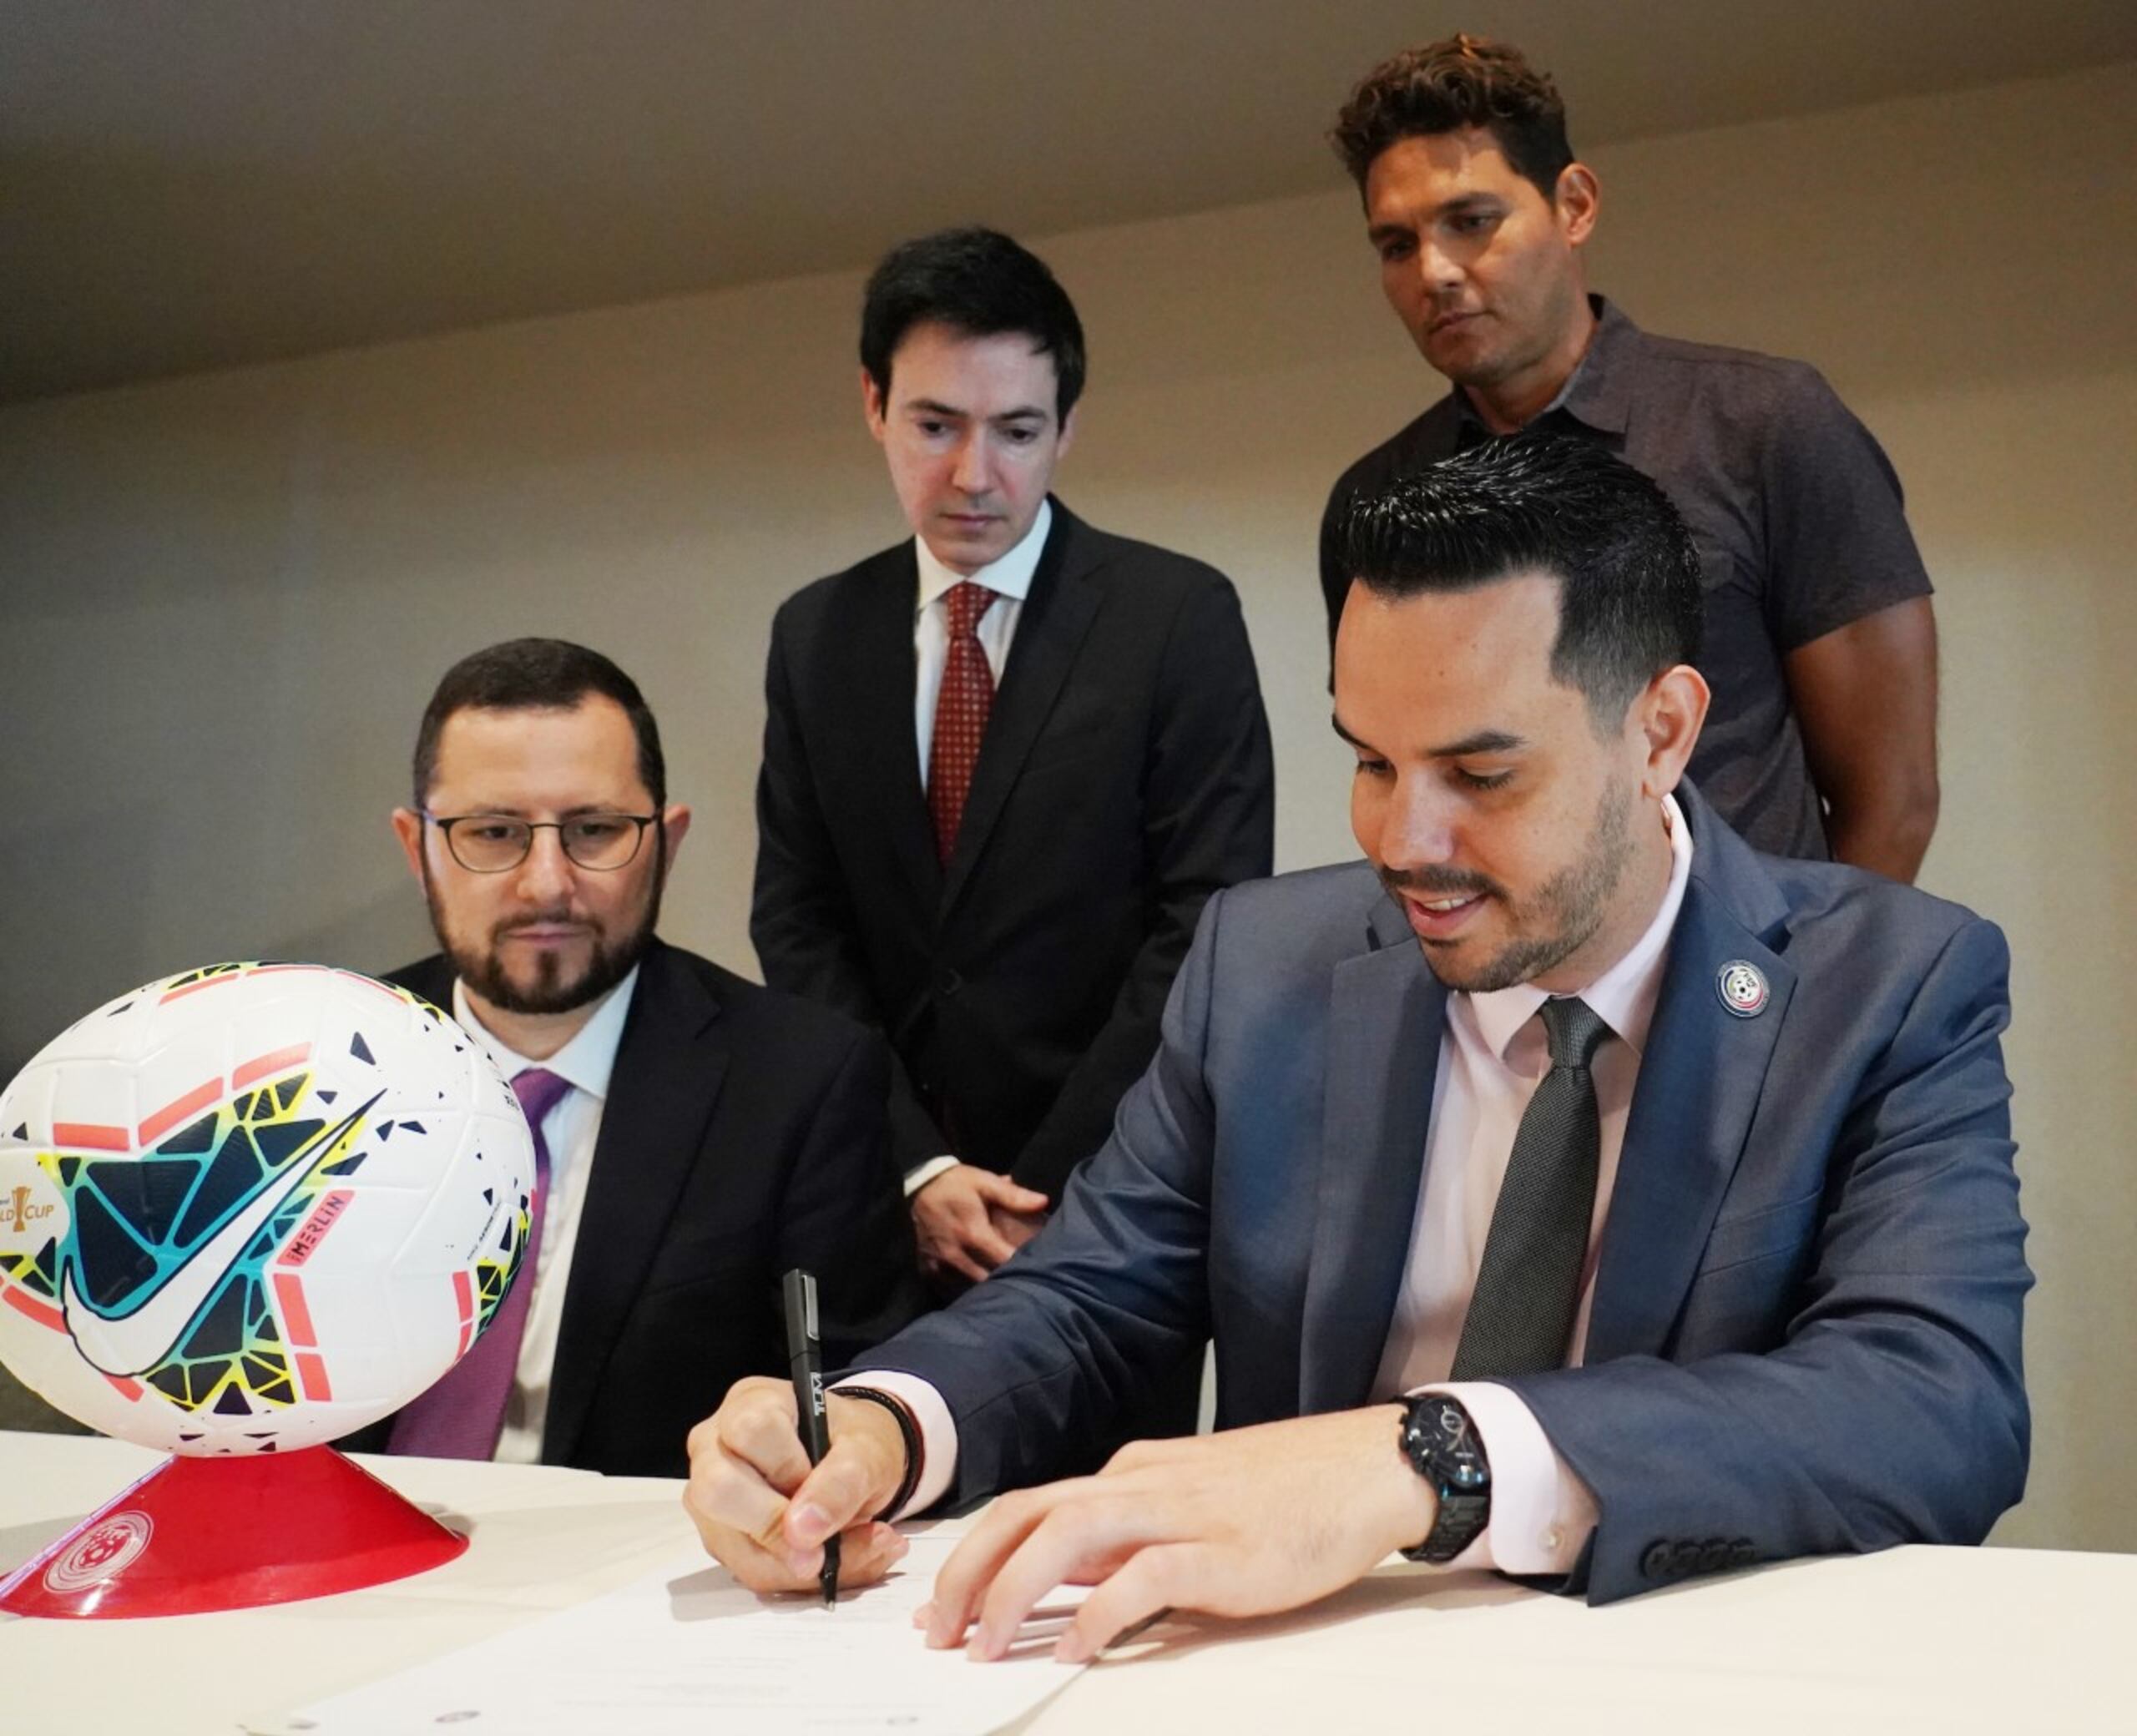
{"left": 1450, "top": 997, "right": 1612, "bottom": 1380}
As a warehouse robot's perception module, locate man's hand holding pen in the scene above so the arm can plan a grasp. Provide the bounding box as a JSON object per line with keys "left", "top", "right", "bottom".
{"left": 683, "top": 1378, "right": 913, "bottom": 1594}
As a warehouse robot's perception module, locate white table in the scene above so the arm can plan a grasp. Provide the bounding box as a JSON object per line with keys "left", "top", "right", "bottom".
{"left": 3, "top": 1431, "right": 2132, "bottom": 1733}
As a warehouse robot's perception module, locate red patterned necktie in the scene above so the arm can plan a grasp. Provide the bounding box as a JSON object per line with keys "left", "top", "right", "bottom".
{"left": 927, "top": 581, "right": 998, "bottom": 864}
{"left": 387, "top": 1066, "right": 570, "bottom": 1459}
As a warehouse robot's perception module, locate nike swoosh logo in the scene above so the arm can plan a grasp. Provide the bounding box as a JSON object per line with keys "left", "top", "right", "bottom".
{"left": 62, "top": 1092, "right": 382, "bottom": 1380}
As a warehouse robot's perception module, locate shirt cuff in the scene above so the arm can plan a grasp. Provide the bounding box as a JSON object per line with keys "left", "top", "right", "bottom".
{"left": 833, "top": 1371, "right": 959, "bottom": 1519}
{"left": 902, "top": 1155, "right": 960, "bottom": 1199}
{"left": 1413, "top": 1380, "right": 1597, "bottom": 1577}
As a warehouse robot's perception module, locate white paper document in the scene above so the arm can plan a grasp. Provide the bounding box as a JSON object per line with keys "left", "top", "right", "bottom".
{"left": 250, "top": 1522, "right": 1089, "bottom": 1736}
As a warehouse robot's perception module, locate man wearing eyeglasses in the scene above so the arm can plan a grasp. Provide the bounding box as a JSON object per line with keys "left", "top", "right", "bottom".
{"left": 340, "top": 637, "right": 923, "bottom": 1476}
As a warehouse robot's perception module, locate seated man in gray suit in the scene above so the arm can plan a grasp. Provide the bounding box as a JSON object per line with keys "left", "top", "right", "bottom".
{"left": 680, "top": 433, "right": 2030, "bottom": 1658}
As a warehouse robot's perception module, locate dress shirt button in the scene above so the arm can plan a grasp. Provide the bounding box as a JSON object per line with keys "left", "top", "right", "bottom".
{"left": 1543, "top": 1527, "right": 1564, "bottom": 1553}
{"left": 936, "top": 969, "right": 963, "bottom": 997}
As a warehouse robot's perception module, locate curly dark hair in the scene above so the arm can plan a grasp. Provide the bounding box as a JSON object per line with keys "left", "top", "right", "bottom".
{"left": 1329, "top": 34, "right": 1574, "bottom": 200}
{"left": 1335, "top": 431, "right": 1703, "bottom": 724}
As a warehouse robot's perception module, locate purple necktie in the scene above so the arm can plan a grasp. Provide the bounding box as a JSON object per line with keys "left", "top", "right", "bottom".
{"left": 387, "top": 1067, "right": 570, "bottom": 1459}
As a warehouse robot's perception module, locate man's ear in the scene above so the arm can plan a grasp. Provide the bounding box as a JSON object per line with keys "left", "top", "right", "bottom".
{"left": 659, "top": 803, "right": 693, "bottom": 869}
{"left": 1054, "top": 402, "right": 1078, "bottom": 462}
{"left": 1554, "top": 162, "right": 1599, "bottom": 248}
{"left": 861, "top": 366, "right": 888, "bottom": 443}
{"left": 391, "top": 807, "right": 427, "bottom": 884}
{"left": 1635, "top": 665, "right": 1710, "bottom": 800}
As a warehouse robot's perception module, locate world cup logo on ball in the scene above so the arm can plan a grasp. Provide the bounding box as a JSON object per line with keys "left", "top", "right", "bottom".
{"left": 0, "top": 962, "right": 537, "bottom": 1617}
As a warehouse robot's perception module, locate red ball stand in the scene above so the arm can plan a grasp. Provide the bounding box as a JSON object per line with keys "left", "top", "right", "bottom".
{"left": 0, "top": 1445, "right": 469, "bottom": 1617}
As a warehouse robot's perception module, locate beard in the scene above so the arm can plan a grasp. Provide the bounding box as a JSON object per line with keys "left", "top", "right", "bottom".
{"left": 1382, "top": 774, "right": 1636, "bottom": 994}
{"left": 423, "top": 864, "right": 663, "bottom": 1017}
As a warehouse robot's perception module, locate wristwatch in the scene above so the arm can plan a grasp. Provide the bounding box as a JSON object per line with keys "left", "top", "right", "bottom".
{"left": 1398, "top": 1394, "right": 1492, "bottom": 1563}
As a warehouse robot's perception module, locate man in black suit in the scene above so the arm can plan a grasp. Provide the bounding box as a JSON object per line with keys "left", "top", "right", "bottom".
{"left": 344, "top": 638, "right": 922, "bottom": 1476}
{"left": 753, "top": 229, "right": 1274, "bottom": 1328}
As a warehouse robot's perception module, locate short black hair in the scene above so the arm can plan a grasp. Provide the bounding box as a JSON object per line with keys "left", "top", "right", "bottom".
{"left": 1330, "top": 33, "right": 1574, "bottom": 200}
{"left": 859, "top": 227, "right": 1087, "bottom": 422}
{"left": 1335, "top": 431, "right": 1703, "bottom": 724}
{"left": 412, "top": 638, "right": 666, "bottom": 807}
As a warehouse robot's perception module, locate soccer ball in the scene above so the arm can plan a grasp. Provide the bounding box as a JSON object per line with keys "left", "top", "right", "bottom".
{"left": 0, "top": 962, "right": 534, "bottom": 1456}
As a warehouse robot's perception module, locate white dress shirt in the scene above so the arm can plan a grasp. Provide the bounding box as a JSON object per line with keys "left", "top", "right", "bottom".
{"left": 851, "top": 796, "right": 1693, "bottom": 1577}
{"left": 450, "top": 966, "right": 639, "bottom": 1466}
{"left": 910, "top": 497, "right": 1051, "bottom": 790}
{"left": 902, "top": 499, "right": 1053, "bottom": 1197}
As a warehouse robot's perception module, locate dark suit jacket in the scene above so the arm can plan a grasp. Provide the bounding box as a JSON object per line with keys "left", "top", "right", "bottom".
{"left": 859, "top": 785, "right": 2032, "bottom": 1602}
{"left": 751, "top": 500, "right": 1274, "bottom": 1196}
{"left": 341, "top": 940, "right": 924, "bottom": 1476}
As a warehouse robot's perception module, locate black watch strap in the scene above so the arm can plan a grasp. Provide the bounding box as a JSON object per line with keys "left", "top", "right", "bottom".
{"left": 1398, "top": 1394, "right": 1492, "bottom": 1564}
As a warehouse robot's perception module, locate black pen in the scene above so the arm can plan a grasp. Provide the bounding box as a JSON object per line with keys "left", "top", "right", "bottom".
{"left": 781, "top": 1268, "right": 840, "bottom": 1607}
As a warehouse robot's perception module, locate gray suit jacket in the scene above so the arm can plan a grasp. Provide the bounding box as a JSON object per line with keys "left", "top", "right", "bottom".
{"left": 856, "top": 784, "right": 2032, "bottom": 1602}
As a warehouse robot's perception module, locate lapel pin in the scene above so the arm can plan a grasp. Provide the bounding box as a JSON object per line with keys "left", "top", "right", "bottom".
{"left": 1716, "top": 961, "right": 1769, "bottom": 1018}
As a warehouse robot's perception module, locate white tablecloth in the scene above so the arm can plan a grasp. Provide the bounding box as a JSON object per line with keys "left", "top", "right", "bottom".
{"left": 3, "top": 1431, "right": 2131, "bottom": 1733}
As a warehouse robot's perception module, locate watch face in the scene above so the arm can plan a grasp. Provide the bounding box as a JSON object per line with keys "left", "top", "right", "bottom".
{"left": 1401, "top": 1395, "right": 1493, "bottom": 1564}
{"left": 1406, "top": 1398, "right": 1487, "bottom": 1476}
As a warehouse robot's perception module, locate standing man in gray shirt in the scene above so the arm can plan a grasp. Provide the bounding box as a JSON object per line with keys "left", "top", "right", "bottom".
{"left": 1321, "top": 34, "right": 1939, "bottom": 878}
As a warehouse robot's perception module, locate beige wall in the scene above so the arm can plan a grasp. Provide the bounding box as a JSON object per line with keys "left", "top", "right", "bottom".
{"left": 4, "top": 63, "right": 2133, "bottom": 1546}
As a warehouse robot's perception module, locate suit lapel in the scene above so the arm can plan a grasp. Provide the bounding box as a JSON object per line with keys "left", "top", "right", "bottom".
{"left": 388, "top": 956, "right": 457, "bottom": 1016}
{"left": 1299, "top": 896, "right": 1448, "bottom": 1414}
{"left": 837, "top": 544, "right": 942, "bottom": 911}
{"left": 1584, "top": 795, "right": 1797, "bottom": 1364}
{"left": 541, "top": 946, "right": 730, "bottom": 1465}
{"left": 939, "top": 502, "right": 1101, "bottom": 919}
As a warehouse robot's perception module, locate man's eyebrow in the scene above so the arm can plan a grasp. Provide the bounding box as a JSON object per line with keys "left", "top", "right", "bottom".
{"left": 904, "top": 398, "right": 1050, "bottom": 426}
{"left": 1331, "top": 717, "right": 1528, "bottom": 758}
{"left": 437, "top": 803, "right": 635, "bottom": 819}
{"left": 1367, "top": 193, "right": 1504, "bottom": 240}
{"left": 1427, "top": 729, "right": 1528, "bottom": 758}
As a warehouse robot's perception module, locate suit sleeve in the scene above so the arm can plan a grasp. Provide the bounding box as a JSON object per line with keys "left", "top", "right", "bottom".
{"left": 854, "top": 887, "right": 1230, "bottom": 1500}
{"left": 1008, "top": 573, "right": 1274, "bottom": 1198}
{"left": 1506, "top": 916, "right": 2032, "bottom": 1603}
{"left": 774, "top": 1022, "right": 928, "bottom": 1365}
{"left": 750, "top": 604, "right": 950, "bottom": 1172}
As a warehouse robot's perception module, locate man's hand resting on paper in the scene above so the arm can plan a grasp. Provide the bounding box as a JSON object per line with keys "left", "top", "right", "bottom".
{"left": 683, "top": 1378, "right": 913, "bottom": 1592}
{"left": 917, "top": 1407, "right": 1436, "bottom": 1663}
{"left": 911, "top": 1163, "right": 1048, "bottom": 1283}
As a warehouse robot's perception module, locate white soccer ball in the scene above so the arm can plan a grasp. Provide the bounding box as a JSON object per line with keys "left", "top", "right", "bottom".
{"left": 0, "top": 962, "right": 533, "bottom": 1455}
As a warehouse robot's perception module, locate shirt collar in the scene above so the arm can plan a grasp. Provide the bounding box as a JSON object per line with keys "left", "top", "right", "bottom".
{"left": 1453, "top": 294, "right": 1637, "bottom": 440}
{"left": 1463, "top": 790, "right": 1693, "bottom": 1064}
{"left": 914, "top": 497, "right": 1053, "bottom": 614}
{"left": 451, "top": 963, "right": 639, "bottom": 1102}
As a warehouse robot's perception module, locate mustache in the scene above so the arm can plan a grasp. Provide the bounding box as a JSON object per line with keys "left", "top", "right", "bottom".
{"left": 493, "top": 912, "right": 599, "bottom": 939}
{"left": 1379, "top": 865, "right": 1503, "bottom": 900}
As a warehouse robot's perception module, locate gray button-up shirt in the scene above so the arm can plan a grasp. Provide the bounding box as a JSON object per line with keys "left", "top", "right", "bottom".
{"left": 1321, "top": 296, "right": 1932, "bottom": 862}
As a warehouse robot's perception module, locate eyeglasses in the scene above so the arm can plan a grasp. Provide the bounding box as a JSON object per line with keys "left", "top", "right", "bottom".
{"left": 423, "top": 812, "right": 659, "bottom": 874}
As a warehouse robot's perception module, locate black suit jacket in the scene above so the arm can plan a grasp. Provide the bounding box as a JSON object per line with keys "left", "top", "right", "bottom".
{"left": 751, "top": 500, "right": 1274, "bottom": 1196}
{"left": 341, "top": 940, "right": 924, "bottom": 1476}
